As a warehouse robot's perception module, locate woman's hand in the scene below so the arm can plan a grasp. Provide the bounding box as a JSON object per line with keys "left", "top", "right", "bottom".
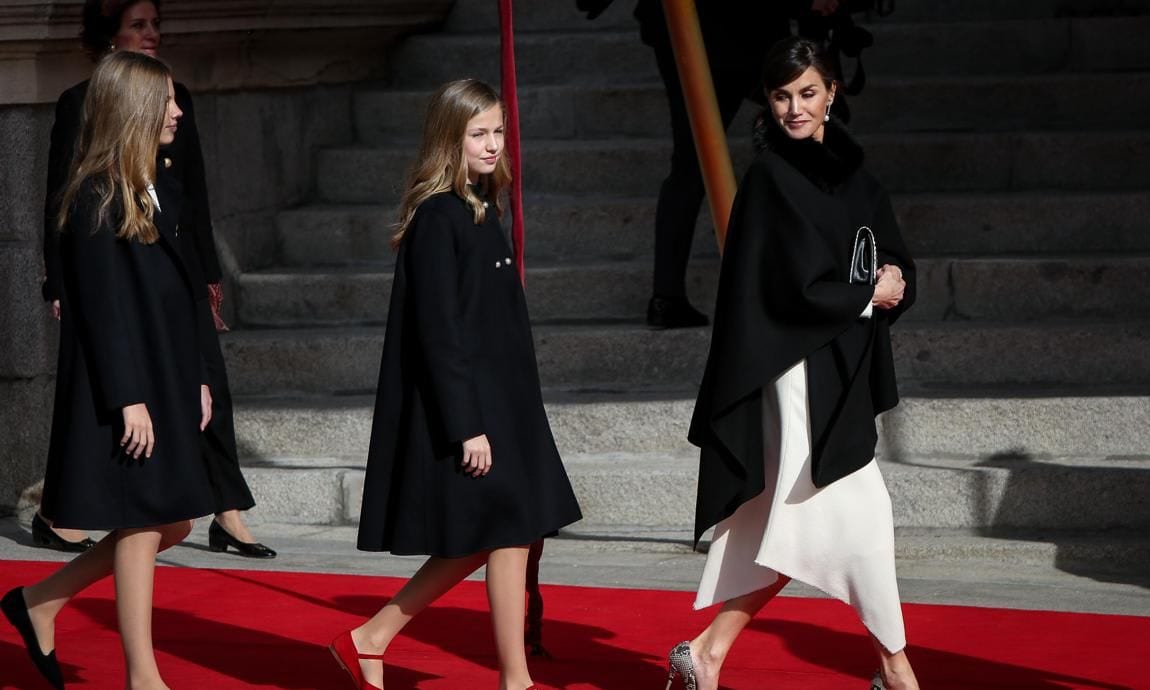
{"left": 200, "top": 385, "right": 213, "bottom": 431}
{"left": 50, "top": 300, "right": 61, "bottom": 320}
{"left": 461, "top": 434, "right": 492, "bottom": 477}
{"left": 121, "top": 403, "right": 154, "bottom": 459}
{"left": 872, "top": 264, "right": 905, "bottom": 310}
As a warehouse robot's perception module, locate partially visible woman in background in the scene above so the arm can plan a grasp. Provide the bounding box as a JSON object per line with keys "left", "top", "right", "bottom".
{"left": 35, "top": 0, "right": 273, "bottom": 559}
{"left": 3, "top": 50, "right": 217, "bottom": 690}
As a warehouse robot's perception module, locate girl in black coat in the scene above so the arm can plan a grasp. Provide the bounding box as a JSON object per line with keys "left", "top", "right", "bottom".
{"left": 2, "top": 51, "right": 216, "bottom": 690}
{"left": 664, "top": 39, "right": 922, "bottom": 690}
{"left": 35, "top": 0, "right": 272, "bottom": 558}
{"left": 330, "top": 79, "right": 582, "bottom": 690}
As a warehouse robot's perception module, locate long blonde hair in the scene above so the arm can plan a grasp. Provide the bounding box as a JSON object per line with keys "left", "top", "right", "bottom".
{"left": 391, "top": 79, "right": 512, "bottom": 250}
{"left": 57, "top": 50, "right": 171, "bottom": 244}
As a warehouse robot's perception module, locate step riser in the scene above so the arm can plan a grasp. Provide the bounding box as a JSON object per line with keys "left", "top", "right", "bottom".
{"left": 357, "top": 75, "right": 1150, "bottom": 145}
{"left": 317, "top": 134, "right": 1150, "bottom": 203}
{"left": 440, "top": 0, "right": 1150, "bottom": 33}
{"left": 277, "top": 194, "right": 1150, "bottom": 266}
{"left": 389, "top": 18, "right": 1150, "bottom": 87}
{"left": 238, "top": 458, "right": 1150, "bottom": 530}
{"left": 221, "top": 323, "right": 1150, "bottom": 396}
{"left": 234, "top": 397, "right": 1150, "bottom": 465}
{"left": 237, "top": 257, "right": 1150, "bottom": 328}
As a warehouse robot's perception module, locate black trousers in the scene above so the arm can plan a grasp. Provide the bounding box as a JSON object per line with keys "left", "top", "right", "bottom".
{"left": 197, "top": 297, "right": 255, "bottom": 513}
{"left": 638, "top": 2, "right": 791, "bottom": 297}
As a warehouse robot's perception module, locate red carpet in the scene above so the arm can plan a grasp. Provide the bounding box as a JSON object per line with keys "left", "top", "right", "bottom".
{"left": 0, "top": 559, "right": 1144, "bottom": 689}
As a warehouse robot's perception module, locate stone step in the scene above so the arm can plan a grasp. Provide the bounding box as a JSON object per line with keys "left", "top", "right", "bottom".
{"left": 233, "top": 389, "right": 1150, "bottom": 464}
{"left": 879, "top": 0, "right": 1150, "bottom": 21}
{"left": 438, "top": 0, "right": 1150, "bottom": 33}
{"left": 316, "top": 131, "right": 1150, "bottom": 203}
{"left": 235, "top": 451, "right": 1150, "bottom": 530}
{"left": 442, "top": 0, "right": 637, "bottom": 34}
{"left": 219, "top": 320, "right": 1150, "bottom": 396}
{"left": 355, "top": 73, "right": 1150, "bottom": 145}
{"left": 234, "top": 254, "right": 1150, "bottom": 328}
{"left": 277, "top": 192, "right": 1150, "bottom": 266}
{"left": 388, "top": 17, "right": 1150, "bottom": 87}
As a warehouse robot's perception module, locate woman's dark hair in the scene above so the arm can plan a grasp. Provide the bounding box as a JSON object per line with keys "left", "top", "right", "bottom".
{"left": 761, "top": 36, "right": 836, "bottom": 93}
{"left": 80, "top": 0, "right": 161, "bottom": 62}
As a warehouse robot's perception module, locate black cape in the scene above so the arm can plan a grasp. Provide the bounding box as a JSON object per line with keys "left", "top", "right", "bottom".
{"left": 41, "top": 174, "right": 218, "bottom": 529}
{"left": 357, "top": 191, "right": 582, "bottom": 558}
{"left": 688, "top": 118, "right": 915, "bottom": 545}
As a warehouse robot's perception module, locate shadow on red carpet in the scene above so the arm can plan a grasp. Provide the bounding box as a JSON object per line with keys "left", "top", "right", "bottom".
{"left": 0, "top": 560, "right": 1143, "bottom": 689}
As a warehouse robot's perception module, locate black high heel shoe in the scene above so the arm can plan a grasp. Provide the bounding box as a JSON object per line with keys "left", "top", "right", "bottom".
{"left": 1, "top": 587, "right": 65, "bottom": 690}
{"left": 208, "top": 520, "right": 276, "bottom": 559}
{"left": 665, "top": 641, "right": 697, "bottom": 690}
{"left": 31, "top": 513, "right": 95, "bottom": 553}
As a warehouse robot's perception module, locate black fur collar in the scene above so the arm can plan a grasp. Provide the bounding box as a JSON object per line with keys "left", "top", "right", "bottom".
{"left": 752, "top": 113, "right": 864, "bottom": 192}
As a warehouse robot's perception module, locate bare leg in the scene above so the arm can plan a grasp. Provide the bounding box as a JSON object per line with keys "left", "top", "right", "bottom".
{"left": 115, "top": 527, "right": 165, "bottom": 690}
{"left": 873, "top": 638, "right": 920, "bottom": 690}
{"left": 21, "top": 522, "right": 188, "bottom": 656}
{"left": 687, "top": 575, "right": 791, "bottom": 690}
{"left": 213, "top": 509, "right": 255, "bottom": 543}
{"left": 485, "top": 546, "right": 533, "bottom": 690}
{"left": 353, "top": 553, "right": 488, "bottom": 687}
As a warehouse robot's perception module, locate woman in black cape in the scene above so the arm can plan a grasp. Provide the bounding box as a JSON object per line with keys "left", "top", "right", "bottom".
{"left": 664, "top": 38, "right": 922, "bottom": 690}
{"left": 35, "top": 0, "right": 272, "bottom": 558}
{"left": 329, "top": 79, "right": 581, "bottom": 690}
{"left": 2, "top": 51, "right": 217, "bottom": 690}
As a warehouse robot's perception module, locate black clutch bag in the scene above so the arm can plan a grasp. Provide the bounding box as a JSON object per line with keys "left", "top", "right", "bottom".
{"left": 850, "top": 226, "right": 877, "bottom": 285}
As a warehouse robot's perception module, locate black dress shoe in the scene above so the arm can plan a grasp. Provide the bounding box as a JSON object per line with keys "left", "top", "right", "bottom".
{"left": 208, "top": 520, "right": 277, "bottom": 559}
{"left": 1, "top": 587, "right": 65, "bottom": 690}
{"left": 646, "top": 296, "right": 710, "bottom": 330}
{"left": 31, "top": 513, "right": 96, "bottom": 553}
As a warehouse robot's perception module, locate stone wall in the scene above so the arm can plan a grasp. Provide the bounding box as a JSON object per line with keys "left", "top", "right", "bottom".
{"left": 0, "top": 0, "right": 453, "bottom": 514}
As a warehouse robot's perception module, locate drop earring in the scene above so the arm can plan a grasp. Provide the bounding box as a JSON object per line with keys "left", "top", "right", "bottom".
{"left": 825, "top": 101, "right": 832, "bottom": 122}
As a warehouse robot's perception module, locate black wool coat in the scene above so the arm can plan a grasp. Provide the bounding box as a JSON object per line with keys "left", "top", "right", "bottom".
{"left": 688, "top": 117, "right": 915, "bottom": 545}
{"left": 40, "top": 174, "right": 217, "bottom": 529}
{"left": 357, "top": 191, "right": 582, "bottom": 558}
{"left": 43, "top": 80, "right": 221, "bottom": 302}
{"left": 40, "top": 79, "right": 253, "bottom": 513}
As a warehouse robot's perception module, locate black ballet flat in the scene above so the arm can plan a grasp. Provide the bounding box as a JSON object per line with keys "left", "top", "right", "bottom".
{"left": 208, "top": 520, "right": 277, "bottom": 559}
{"left": 31, "top": 513, "right": 96, "bottom": 553}
{"left": 1, "top": 587, "right": 65, "bottom": 690}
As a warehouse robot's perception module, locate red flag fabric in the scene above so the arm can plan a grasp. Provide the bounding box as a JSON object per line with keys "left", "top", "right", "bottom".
{"left": 499, "top": 0, "right": 526, "bottom": 283}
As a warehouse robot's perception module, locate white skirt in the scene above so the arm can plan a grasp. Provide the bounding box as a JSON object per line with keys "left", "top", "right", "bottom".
{"left": 694, "top": 359, "right": 907, "bottom": 653}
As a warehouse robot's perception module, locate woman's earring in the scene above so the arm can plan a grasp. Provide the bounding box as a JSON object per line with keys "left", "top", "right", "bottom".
{"left": 825, "top": 101, "right": 832, "bottom": 122}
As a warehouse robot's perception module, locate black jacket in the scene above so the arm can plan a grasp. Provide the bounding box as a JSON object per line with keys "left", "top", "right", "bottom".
{"left": 43, "top": 80, "right": 220, "bottom": 302}
{"left": 688, "top": 117, "right": 915, "bottom": 544}
{"left": 40, "top": 173, "right": 217, "bottom": 529}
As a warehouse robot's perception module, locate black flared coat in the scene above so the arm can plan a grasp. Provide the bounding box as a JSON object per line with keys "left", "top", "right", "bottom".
{"left": 688, "top": 118, "right": 916, "bottom": 544}
{"left": 357, "top": 191, "right": 582, "bottom": 558}
{"left": 42, "top": 79, "right": 254, "bottom": 513}
{"left": 40, "top": 175, "right": 217, "bottom": 529}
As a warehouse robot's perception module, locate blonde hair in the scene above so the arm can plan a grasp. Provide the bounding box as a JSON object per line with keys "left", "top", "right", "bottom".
{"left": 391, "top": 79, "right": 512, "bottom": 250}
{"left": 57, "top": 50, "right": 171, "bottom": 244}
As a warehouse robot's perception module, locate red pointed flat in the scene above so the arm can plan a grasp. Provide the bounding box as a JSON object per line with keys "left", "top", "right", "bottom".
{"left": 329, "top": 629, "right": 384, "bottom": 690}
